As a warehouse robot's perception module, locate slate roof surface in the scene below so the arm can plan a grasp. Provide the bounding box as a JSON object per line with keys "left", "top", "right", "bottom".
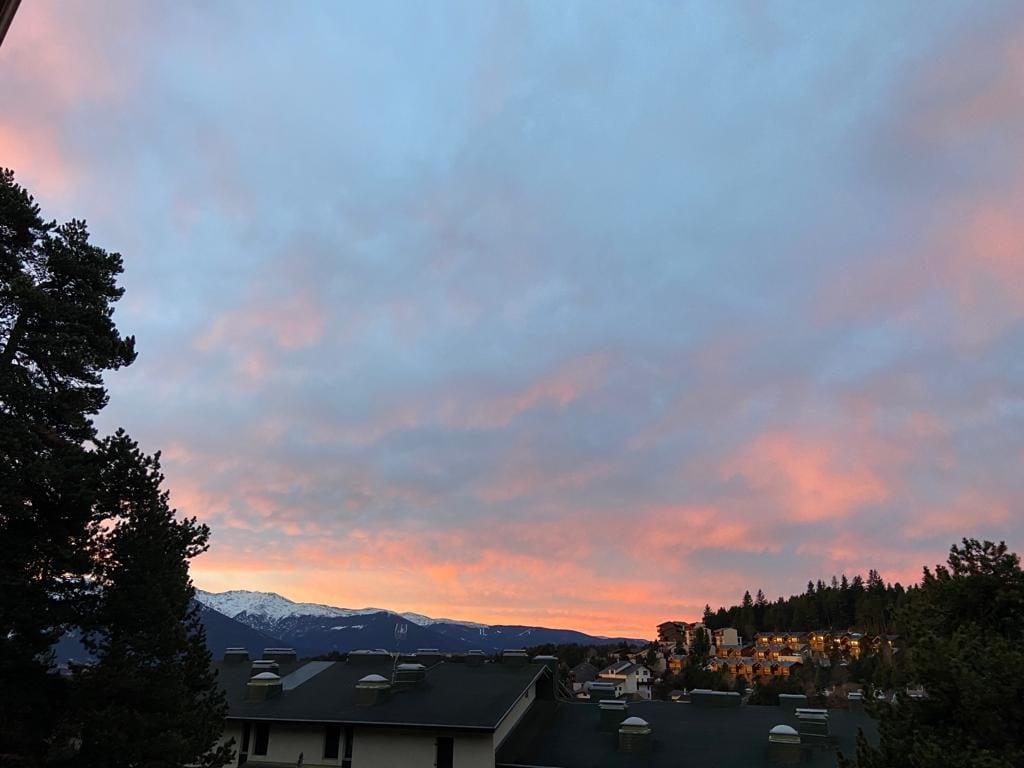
{"left": 215, "top": 658, "right": 544, "bottom": 731}
{"left": 570, "top": 662, "right": 598, "bottom": 682}
{"left": 496, "top": 700, "right": 878, "bottom": 768}
{"left": 601, "top": 661, "right": 640, "bottom": 676}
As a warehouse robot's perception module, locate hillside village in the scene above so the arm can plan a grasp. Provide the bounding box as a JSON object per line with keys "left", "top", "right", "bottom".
{"left": 560, "top": 619, "right": 899, "bottom": 708}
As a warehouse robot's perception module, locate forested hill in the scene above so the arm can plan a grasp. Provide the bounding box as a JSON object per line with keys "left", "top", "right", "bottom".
{"left": 701, "top": 569, "right": 911, "bottom": 636}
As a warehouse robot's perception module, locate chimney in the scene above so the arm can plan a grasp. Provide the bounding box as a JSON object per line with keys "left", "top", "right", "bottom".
{"left": 223, "top": 647, "right": 249, "bottom": 664}
{"left": 768, "top": 724, "right": 801, "bottom": 765}
{"left": 531, "top": 655, "right": 559, "bottom": 700}
{"left": 250, "top": 660, "right": 280, "bottom": 676}
{"left": 711, "top": 690, "right": 741, "bottom": 708}
{"left": 348, "top": 650, "right": 392, "bottom": 666}
{"left": 262, "top": 647, "right": 298, "bottom": 664}
{"left": 393, "top": 663, "right": 427, "bottom": 690}
{"left": 795, "top": 708, "right": 830, "bottom": 744}
{"left": 354, "top": 674, "right": 391, "bottom": 706}
{"left": 598, "top": 699, "right": 628, "bottom": 731}
{"left": 778, "top": 693, "right": 807, "bottom": 713}
{"left": 415, "top": 649, "right": 443, "bottom": 667}
{"left": 246, "top": 672, "right": 283, "bottom": 702}
{"left": 531, "top": 655, "right": 558, "bottom": 674}
{"left": 465, "top": 650, "right": 486, "bottom": 667}
{"left": 848, "top": 690, "right": 864, "bottom": 713}
{"left": 690, "top": 688, "right": 714, "bottom": 707}
{"left": 588, "top": 681, "right": 617, "bottom": 702}
{"left": 501, "top": 649, "right": 528, "bottom": 667}
{"left": 618, "top": 716, "right": 652, "bottom": 754}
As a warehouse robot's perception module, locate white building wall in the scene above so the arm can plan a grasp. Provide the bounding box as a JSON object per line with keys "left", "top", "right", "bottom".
{"left": 716, "top": 628, "right": 739, "bottom": 647}
{"left": 354, "top": 729, "right": 494, "bottom": 768}
{"left": 453, "top": 734, "right": 495, "bottom": 768}
{"left": 353, "top": 729, "right": 435, "bottom": 767}
{"left": 242, "top": 722, "right": 331, "bottom": 766}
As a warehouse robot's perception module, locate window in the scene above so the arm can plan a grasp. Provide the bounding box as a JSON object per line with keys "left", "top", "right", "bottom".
{"left": 342, "top": 727, "right": 354, "bottom": 767}
{"left": 253, "top": 723, "right": 270, "bottom": 756}
{"left": 342, "top": 729, "right": 354, "bottom": 765}
{"left": 240, "top": 722, "right": 251, "bottom": 765}
{"left": 324, "top": 724, "right": 341, "bottom": 760}
{"left": 435, "top": 736, "right": 454, "bottom": 768}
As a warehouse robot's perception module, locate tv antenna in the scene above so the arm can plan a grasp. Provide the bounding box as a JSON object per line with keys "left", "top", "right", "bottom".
{"left": 392, "top": 622, "right": 408, "bottom": 683}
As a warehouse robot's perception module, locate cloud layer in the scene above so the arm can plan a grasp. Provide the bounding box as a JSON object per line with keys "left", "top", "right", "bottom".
{"left": 2, "top": 1, "right": 1022, "bottom": 636}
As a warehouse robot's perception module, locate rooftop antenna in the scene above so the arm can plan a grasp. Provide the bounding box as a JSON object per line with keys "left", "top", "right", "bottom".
{"left": 392, "top": 622, "right": 408, "bottom": 684}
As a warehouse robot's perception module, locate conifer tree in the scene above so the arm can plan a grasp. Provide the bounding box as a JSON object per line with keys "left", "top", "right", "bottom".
{"left": 689, "top": 624, "right": 711, "bottom": 665}
{"left": 0, "top": 168, "right": 136, "bottom": 759}
{"left": 841, "top": 539, "right": 1024, "bottom": 768}
{"left": 75, "top": 431, "right": 234, "bottom": 768}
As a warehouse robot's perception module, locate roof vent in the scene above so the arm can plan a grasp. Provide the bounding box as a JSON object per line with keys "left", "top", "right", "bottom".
{"left": 465, "top": 650, "right": 486, "bottom": 667}
{"left": 598, "top": 699, "right": 628, "bottom": 731}
{"left": 262, "top": 647, "right": 298, "bottom": 664}
{"left": 618, "top": 716, "right": 652, "bottom": 754}
{"left": 768, "top": 724, "right": 801, "bottom": 764}
{"left": 501, "top": 649, "right": 528, "bottom": 667}
{"left": 355, "top": 673, "right": 391, "bottom": 707}
{"left": 246, "top": 672, "right": 283, "bottom": 702}
{"left": 223, "top": 647, "right": 249, "bottom": 663}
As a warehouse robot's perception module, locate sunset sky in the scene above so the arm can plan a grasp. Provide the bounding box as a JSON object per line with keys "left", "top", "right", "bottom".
{"left": 2, "top": 1, "right": 1022, "bottom": 637}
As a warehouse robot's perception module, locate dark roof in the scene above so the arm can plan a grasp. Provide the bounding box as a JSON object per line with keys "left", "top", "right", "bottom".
{"left": 497, "top": 700, "right": 878, "bottom": 768}
{"left": 601, "top": 661, "right": 640, "bottom": 676}
{"left": 215, "top": 658, "right": 544, "bottom": 732}
{"left": 570, "top": 662, "right": 598, "bottom": 682}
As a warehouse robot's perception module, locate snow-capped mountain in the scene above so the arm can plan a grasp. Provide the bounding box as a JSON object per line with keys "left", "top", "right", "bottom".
{"left": 195, "top": 589, "right": 385, "bottom": 623}
{"left": 195, "top": 589, "right": 485, "bottom": 632}
{"left": 194, "top": 588, "right": 645, "bottom": 656}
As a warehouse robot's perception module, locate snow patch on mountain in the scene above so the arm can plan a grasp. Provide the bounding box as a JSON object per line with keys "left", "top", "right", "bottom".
{"left": 194, "top": 589, "right": 384, "bottom": 622}
{"left": 400, "top": 612, "right": 487, "bottom": 629}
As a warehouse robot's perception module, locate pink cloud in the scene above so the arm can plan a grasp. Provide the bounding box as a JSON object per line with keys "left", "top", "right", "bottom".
{"left": 721, "top": 433, "right": 888, "bottom": 522}
{"left": 818, "top": 19, "right": 1024, "bottom": 343}
{"left": 314, "top": 351, "right": 612, "bottom": 447}
{"left": 437, "top": 351, "right": 611, "bottom": 430}
{"left": 196, "top": 290, "right": 327, "bottom": 353}
{"left": 0, "top": 2, "right": 136, "bottom": 200}
{"left": 901, "top": 490, "right": 1013, "bottom": 540}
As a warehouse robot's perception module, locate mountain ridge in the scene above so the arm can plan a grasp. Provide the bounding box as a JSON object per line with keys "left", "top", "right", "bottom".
{"left": 194, "top": 588, "right": 647, "bottom": 652}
